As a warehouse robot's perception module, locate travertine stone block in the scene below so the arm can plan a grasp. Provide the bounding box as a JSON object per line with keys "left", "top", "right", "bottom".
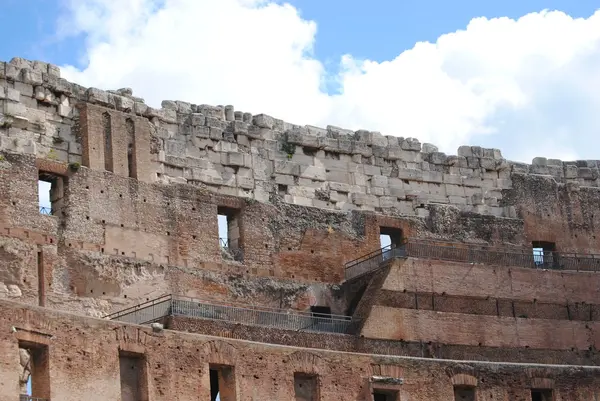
{"left": 401, "top": 138, "right": 421, "bottom": 151}
{"left": 350, "top": 192, "right": 379, "bottom": 207}
{"left": 299, "top": 165, "right": 326, "bottom": 181}
{"left": 254, "top": 114, "right": 274, "bottom": 129}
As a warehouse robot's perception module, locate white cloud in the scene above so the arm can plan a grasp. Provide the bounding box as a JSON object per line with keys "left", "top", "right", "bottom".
{"left": 58, "top": 1, "right": 600, "bottom": 162}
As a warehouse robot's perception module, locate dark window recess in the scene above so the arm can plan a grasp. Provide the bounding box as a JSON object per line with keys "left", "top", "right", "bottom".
{"left": 380, "top": 227, "right": 403, "bottom": 248}
{"left": 310, "top": 306, "right": 331, "bottom": 319}
{"left": 119, "top": 351, "right": 148, "bottom": 401}
{"left": 125, "top": 118, "right": 136, "bottom": 178}
{"left": 454, "top": 386, "right": 476, "bottom": 401}
{"left": 373, "top": 389, "right": 399, "bottom": 401}
{"left": 103, "top": 112, "right": 113, "bottom": 172}
{"left": 531, "top": 389, "right": 553, "bottom": 401}
{"left": 294, "top": 372, "right": 319, "bottom": 401}
{"left": 532, "top": 241, "right": 558, "bottom": 268}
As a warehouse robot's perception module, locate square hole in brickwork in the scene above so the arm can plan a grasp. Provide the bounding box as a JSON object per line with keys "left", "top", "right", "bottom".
{"left": 454, "top": 386, "right": 476, "bottom": 401}
{"left": 119, "top": 351, "right": 148, "bottom": 401}
{"left": 531, "top": 389, "right": 553, "bottom": 401}
{"left": 294, "top": 372, "right": 319, "bottom": 401}
{"left": 373, "top": 389, "right": 399, "bottom": 401}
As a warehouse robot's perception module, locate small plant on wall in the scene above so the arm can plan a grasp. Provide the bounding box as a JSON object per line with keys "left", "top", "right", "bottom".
{"left": 47, "top": 149, "right": 58, "bottom": 160}
{"left": 280, "top": 132, "right": 296, "bottom": 159}
{"left": 69, "top": 162, "right": 81, "bottom": 171}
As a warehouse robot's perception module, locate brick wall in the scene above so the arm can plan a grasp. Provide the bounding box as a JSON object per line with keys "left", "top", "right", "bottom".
{"left": 2, "top": 300, "right": 600, "bottom": 401}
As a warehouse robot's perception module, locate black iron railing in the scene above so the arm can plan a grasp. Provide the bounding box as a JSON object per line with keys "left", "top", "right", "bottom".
{"left": 404, "top": 240, "right": 600, "bottom": 272}
{"left": 219, "top": 237, "right": 243, "bottom": 262}
{"left": 20, "top": 396, "right": 48, "bottom": 401}
{"left": 39, "top": 206, "right": 52, "bottom": 215}
{"left": 105, "top": 295, "right": 357, "bottom": 334}
{"left": 344, "top": 244, "right": 406, "bottom": 280}
{"left": 344, "top": 239, "right": 600, "bottom": 280}
{"left": 104, "top": 294, "right": 172, "bottom": 324}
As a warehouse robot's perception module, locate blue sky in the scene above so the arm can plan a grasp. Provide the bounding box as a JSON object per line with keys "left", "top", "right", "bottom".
{"left": 2, "top": 0, "right": 598, "bottom": 73}
{"left": 3, "top": 1, "right": 600, "bottom": 162}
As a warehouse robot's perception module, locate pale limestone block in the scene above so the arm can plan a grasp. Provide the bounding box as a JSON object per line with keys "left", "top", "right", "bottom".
{"left": 290, "top": 152, "right": 314, "bottom": 165}
{"left": 363, "top": 164, "right": 381, "bottom": 176}
{"left": 221, "top": 152, "right": 244, "bottom": 167}
{"left": 329, "top": 182, "right": 353, "bottom": 193}
{"left": 397, "top": 168, "right": 423, "bottom": 180}
{"left": 7, "top": 88, "right": 20, "bottom": 102}
{"left": 236, "top": 175, "right": 255, "bottom": 189}
{"left": 252, "top": 155, "right": 273, "bottom": 180}
{"left": 443, "top": 174, "right": 462, "bottom": 185}
{"left": 385, "top": 177, "right": 402, "bottom": 188}
{"left": 326, "top": 170, "right": 351, "bottom": 184}
{"left": 428, "top": 183, "right": 446, "bottom": 197}
{"left": 351, "top": 172, "right": 368, "bottom": 186}
{"left": 371, "top": 175, "right": 388, "bottom": 187}
{"left": 368, "top": 187, "right": 385, "bottom": 196}
{"left": 288, "top": 186, "right": 316, "bottom": 198}
{"left": 299, "top": 165, "right": 326, "bottom": 181}
{"left": 275, "top": 174, "right": 295, "bottom": 186}
{"left": 330, "top": 191, "right": 348, "bottom": 203}
{"left": 422, "top": 171, "right": 443, "bottom": 183}
{"left": 274, "top": 160, "right": 300, "bottom": 176}
{"left": 448, "top": 195, "right": 468, "bottom": 204}
{"left": 386, "top": 187, "right": 406, "bottom": 197}
{"left": 254, "top": 114, "right": 274, "bottom": 129}
{"left": 350, "top": 193, "right": 379, "bottom": 207}
{"left": 58, "top": 105, "right": 72, "bottom": 118}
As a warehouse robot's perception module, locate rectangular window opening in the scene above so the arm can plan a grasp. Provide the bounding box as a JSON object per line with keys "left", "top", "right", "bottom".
{"left": 531, "top": 389, "right": 553, "bottom": 401}
{"left": 119, "top": 351, "right": 148, "bottom": 401}
{"left": 126, "top": 118, "right": 136, "bottom": 179}
{"left": 380, "top": 227, "right": 403, "bottom": 261}
{"left": 209, "top": 364, "right": 236, "bottom": 401}
{"left": 373, "top": 389, "right": 399, "bottom": 401}
{"left": 294, "top": 372, "right": 319, "bottom": 401}
{"left": 18, "top": 342, "right": 50, "bottom": 400}
{"left": 379, "top": 227, "right": 403, "bottom": 248}
{"left": 38, "top": 171, "right": 66, "bottom": 216}
{"left": 532, "top": 241, "right": 557, "bottom": 268}
{"left": 217, "top": 206, "right": 242, "bottom": 262}
{"left": 454, "top": 385, "right": 476, "bottom": 401}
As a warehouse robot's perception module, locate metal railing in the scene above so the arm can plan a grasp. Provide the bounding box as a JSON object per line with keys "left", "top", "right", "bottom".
{"left": 344, "top": 239, "right": 600, "bottom": 280}
{"left": 219, "top": 237, "right": 243, "bottom": 262}
{"left": 344, "top": 244, "right": 406, "bottom": 280}
{"left": 20, "top": 396, "right": 48, "bottom": 401}
{"left": 39, "top": 206, "right": 52, "bottom": 215}
{"left": 403, "top": 240, "right": 600, "bottom": 272}
{"left": 105, "top": 294, "right": 172, "bottom": 324}
{"left": 106, "top": 295, "right": 356, "bottom": 334}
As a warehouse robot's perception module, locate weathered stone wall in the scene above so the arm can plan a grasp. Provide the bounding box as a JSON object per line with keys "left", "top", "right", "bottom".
{"left": 3, "top": 299, "right": 600, "bottom": 401}
{"left": 2, "top": 54, "right": 600, "bottom": 382}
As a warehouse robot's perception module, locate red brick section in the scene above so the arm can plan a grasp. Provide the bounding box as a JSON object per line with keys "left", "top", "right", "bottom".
{"left": 2, "top": 300, "right": 600, "bottom": 401}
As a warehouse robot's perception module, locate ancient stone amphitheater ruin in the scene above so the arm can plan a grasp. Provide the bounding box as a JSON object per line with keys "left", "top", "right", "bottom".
{"left": 1, "top": 56, "right": 600, "bottom": 400}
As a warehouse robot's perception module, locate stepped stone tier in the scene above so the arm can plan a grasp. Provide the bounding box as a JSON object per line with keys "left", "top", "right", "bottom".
{"left": 1, "top": 56, "right": 600, "bottom": 400}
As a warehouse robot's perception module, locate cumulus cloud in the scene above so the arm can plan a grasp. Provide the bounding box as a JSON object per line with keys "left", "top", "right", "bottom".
{"left": 57, "top": 0, "right": 600, "bottom": 162}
